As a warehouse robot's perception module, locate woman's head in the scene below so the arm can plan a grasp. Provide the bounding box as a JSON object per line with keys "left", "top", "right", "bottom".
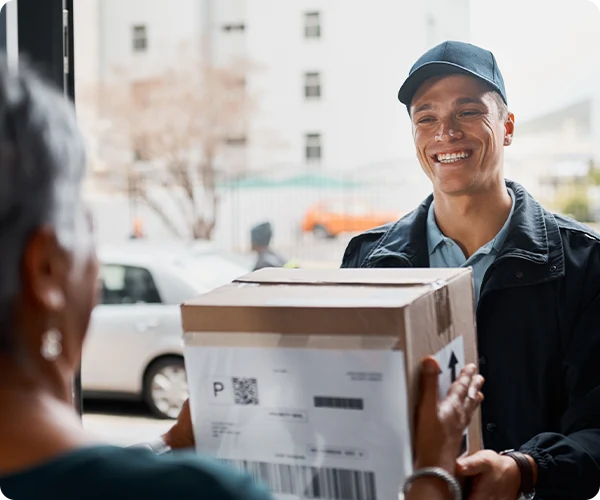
{"left": 0, "top": 59, "right": 97, "bottom": 390}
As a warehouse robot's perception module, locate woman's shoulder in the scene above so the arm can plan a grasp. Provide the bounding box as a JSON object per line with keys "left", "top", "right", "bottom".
{"left": 0, "top": 445, "right": 272, "bottom": 500}
{"left": 105, "top": 446, "right": 272, "bottom": 499}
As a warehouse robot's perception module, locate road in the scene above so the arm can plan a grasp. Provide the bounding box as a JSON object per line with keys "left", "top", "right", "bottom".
{"left": 82, "top": 400, "right": 174, "bottom": 447}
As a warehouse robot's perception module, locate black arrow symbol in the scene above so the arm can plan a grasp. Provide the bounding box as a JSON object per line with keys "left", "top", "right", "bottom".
{"left": 448, "top": 351, "right": 459, "bottom": 383}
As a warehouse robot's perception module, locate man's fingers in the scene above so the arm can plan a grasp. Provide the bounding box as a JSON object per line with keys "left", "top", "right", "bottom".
{"left": 464, "top": 375, "right": 485, "bottom": 414}
{"left": 448, "top": 363, "right": 477, "bottom": 400}
{"left": 471, "top": 374, "right": 485, "bottom": 393}
{"left": 456, "top": 453, "right": 490, "bottom": 477}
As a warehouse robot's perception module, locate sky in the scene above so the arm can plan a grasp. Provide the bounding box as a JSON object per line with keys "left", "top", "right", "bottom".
{"left": 469, "top": 0, "right": 600, "bottom": 121}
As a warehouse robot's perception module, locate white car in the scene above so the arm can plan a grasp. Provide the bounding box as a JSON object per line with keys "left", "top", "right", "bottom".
{"left": 81, "top": 242, "right": 251, "bottom": 419}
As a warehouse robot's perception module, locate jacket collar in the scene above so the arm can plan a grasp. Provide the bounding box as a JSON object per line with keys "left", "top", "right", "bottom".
{"left": 364, "top": 180, "right": 564, "bottom": 275}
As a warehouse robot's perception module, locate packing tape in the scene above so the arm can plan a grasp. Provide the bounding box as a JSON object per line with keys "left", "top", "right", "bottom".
{"left": 430, "top": 280, "right": 452, "bottom": 336}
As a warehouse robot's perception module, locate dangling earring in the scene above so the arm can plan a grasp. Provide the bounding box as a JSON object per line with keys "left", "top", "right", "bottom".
{"left": 41, "top": 329, "right": 63, "bottom": 361}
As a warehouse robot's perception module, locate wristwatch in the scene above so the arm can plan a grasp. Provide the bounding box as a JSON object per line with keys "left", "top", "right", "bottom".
{"left": 499, "top": 449, "right": 536, "bottom": 500}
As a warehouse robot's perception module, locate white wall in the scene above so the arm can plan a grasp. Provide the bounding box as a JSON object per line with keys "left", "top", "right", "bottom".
{"left": 97, "top": 0, "right": 204, "bottom": 78}
{"left": 76, "top": 0, "right": 471, "bottom": 177}
{"left": 241, "top": 0, "right": 471, "bottom": 174}
{"left": 74, "top": 0, "right": 101, "bottom": 87}
{"left": 211, "top": 0, "right": 246, "bottom": 65}
{"left": 73, "top": 0, "right": 479, "bottom": 250}
{"left": 74, "top": 0, "right": 102, "bottom": 177}
{"left": 75, "top": 0, "right": 209, "bottom": 179}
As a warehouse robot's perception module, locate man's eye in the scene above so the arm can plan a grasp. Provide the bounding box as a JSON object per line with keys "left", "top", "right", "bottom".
{"left": 460, "top": 110, "right": 480, "bottom": 117}
{"left": 418, "top": 117, "right": 435, "bottom": 124}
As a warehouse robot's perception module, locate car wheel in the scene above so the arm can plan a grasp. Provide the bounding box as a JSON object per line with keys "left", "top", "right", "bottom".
{"left": 313, "top": 224, "right": 332, "bottom": 239}
{"left": 144, "top": 357, "right": 188, "bottom": 419}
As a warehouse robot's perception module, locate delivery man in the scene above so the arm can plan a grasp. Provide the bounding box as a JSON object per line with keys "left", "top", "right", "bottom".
{"left": 341, "top": 40, "right": 600, "bottom": 500}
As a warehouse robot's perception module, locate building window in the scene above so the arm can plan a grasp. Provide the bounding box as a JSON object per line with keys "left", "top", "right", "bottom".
{"left": 222, "top": 23, "right": 245, "bottom": 32}
{"left": 305, "top": 133, "right": 322, "bottom": 162}
{"left": 304, "top": 12, "right": 321, "bottom": 38}
{"left": 225, "top": 136, "right": 247, "bottom": 147}
{"left": 132, "top": 25, "right": 148, "bottom": 52}
{"left": 304, "top": 72, "right": 321, "bottom": 99}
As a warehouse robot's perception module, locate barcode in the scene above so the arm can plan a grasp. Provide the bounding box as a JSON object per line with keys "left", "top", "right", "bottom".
{"left": 222, "top": 459, "right": 377, "bottom": 500}
{"left": 314, "top": 396, "right": 364, "bottom": 410}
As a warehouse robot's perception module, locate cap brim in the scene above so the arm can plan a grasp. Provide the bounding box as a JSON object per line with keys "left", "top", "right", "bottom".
{"left": 397, "top": 61, "right": 505, "bottom": 108}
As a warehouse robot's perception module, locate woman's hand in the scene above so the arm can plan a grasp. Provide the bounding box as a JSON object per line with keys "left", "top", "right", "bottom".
{"left": 414, "top": 357, "right": 484, "bottom": 475}
{"left": 162, "top": 399, "right": 195, "bottom": 450}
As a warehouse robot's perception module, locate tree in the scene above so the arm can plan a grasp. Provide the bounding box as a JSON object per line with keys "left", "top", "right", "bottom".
{"left": 82, "top": 47, "right": 255, "bottom": 240}
{"left": 588, "top": 158, "right": 600, "bottom": 186}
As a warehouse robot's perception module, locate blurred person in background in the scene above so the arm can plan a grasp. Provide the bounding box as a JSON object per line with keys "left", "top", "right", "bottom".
{"left": 129, "top": 215, "right": 145, "bottom": 239}
{"left": 343, "top": 40, "right": 600, "bottom": 500}
{"left": 250, "top": 221, "right": 287, "bottom": 271}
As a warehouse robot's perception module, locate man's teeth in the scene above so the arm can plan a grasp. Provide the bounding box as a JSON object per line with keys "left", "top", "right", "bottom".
{"left": 436, "top": 151, "right": 471, "bottom": 163}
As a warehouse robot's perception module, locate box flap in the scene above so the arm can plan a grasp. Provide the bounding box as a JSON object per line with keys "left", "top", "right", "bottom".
{"left": 180, "top": 284, "right": 421, "bottom": 336}
{"left": 181, "top": 268, "right": 472, "bottom": 337}
{"left": 235, "top": 267, "right": 469, "bottom": 286}
{"left": 182, "top": 284, "right": 427, "bottom": 308}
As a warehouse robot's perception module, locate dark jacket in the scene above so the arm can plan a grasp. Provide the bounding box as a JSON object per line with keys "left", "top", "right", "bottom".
{"left": 342, "top": 181, "right": 600, "bottom": 500}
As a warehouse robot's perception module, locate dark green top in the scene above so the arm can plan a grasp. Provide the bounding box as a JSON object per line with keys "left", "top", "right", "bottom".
{"left": 0, "top": 446, "right": 273, "bottom": 500}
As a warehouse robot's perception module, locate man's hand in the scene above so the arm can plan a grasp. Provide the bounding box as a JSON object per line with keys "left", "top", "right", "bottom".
{"left": 456, "top": 450, "right": 522, "bottom": 500}
{"left": 162, "top": 399, "right": 195, "bottom": 450}
{"left": 414, "top": 358, "right": 484, "bottom": 474}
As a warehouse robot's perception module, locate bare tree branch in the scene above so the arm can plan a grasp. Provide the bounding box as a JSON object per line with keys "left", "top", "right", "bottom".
{"left": 134, "top": 184, "right": 185, "bottom": 240}
{"left": 78, "top": 43, "right": 256, "bottom": 240}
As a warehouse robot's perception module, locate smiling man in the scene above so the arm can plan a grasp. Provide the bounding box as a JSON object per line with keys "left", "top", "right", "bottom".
{"left": 342, "top": 41, "right": 600, "bottom": 500}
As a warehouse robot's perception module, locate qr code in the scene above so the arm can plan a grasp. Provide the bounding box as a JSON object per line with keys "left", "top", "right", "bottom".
{"left": 232, "top": 377, "right": 259, "bottom": 405}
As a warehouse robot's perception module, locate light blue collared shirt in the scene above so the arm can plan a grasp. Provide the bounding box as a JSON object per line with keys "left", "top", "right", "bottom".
{"left": 427, "top": 189, "right": 515, "bottom": 305}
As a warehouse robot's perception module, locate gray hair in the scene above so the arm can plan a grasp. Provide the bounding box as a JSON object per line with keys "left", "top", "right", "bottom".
{"left": 0, "top": 59, "right": 87, "bottom": 350}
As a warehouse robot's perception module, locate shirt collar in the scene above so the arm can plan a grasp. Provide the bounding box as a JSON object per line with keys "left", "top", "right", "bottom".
{"left": 427, "top": 201, "right": 447, "bottom": 255}
{"left": 427, "top": 188, "right": 516, "bottom": 256}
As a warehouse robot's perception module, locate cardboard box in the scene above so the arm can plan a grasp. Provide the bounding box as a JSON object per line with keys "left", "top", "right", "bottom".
{"left": 182, "top": 268, "right": 481, "bottom": 500}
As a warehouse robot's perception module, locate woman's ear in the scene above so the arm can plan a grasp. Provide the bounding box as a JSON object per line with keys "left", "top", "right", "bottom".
{"left": 21, "top": 226, "right": 67, "bottom": 314}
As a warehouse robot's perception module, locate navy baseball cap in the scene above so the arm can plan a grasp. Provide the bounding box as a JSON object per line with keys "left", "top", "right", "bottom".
{"left": 398, "top": 40, "right": 507, "bottom": 109}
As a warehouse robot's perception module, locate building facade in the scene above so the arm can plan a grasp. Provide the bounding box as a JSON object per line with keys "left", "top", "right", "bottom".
{"left": 214, "top": 0, "right": 471, "bottom": 174}
{"left": 74, "top": 0, "right": 471, "bottom": 249}
{"left": 75, "top": 0, "right": 471, "bottom": 177}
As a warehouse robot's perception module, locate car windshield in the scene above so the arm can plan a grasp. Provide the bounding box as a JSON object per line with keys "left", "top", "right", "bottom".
{"left": 169, "top": 253, "right": 251, "bottom": 293}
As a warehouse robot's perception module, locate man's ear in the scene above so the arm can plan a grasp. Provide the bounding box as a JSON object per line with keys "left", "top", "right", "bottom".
{"left": 504, "top": 112, "right": 515, "bottom": 146}
{"left": 21, "top": 227, "right": 67, "bottom": 314}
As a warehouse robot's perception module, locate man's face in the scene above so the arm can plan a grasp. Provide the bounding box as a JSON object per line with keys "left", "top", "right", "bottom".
{"left": 410, "top": 74, "right": 514, "bottom": 196}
